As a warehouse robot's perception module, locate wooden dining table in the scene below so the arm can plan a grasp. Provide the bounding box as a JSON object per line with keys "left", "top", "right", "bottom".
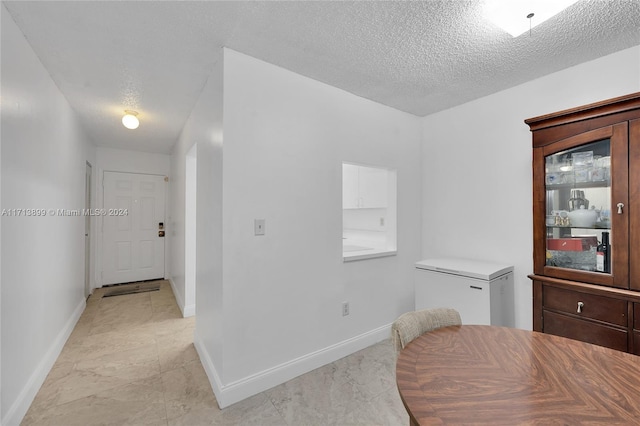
{"left": 396, "top": 325, "right": 640, "bottom": 425}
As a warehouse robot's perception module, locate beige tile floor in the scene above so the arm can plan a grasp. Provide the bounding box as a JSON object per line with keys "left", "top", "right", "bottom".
{"left": 21, "top": 280, "right": 408, "bottom": 426}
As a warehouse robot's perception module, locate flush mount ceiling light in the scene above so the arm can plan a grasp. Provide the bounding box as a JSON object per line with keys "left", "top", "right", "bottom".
{"left": 121, "top": 110, "right": 140, "bottom": 130}
{"left": 483, "top": 0, "right": 579, "bottom": 37}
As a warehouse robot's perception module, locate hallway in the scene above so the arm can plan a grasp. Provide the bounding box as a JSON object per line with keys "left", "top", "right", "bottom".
{"left": 21, "top": 281, "right": 407, "bottom": 425}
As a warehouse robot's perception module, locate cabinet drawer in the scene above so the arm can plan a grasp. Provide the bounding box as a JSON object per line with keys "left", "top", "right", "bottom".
{"left": 544, "top": 311, "right": 628, "bottom": 352}
{"left": 543, "top": 286, "right": 627, "bottom": 327}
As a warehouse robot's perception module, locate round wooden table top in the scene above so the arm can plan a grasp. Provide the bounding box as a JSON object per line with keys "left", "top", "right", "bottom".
{"left": 396, "top": 325, "right": 640, "bottom": 425}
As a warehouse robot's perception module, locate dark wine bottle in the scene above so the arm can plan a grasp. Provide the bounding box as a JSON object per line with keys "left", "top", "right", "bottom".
{"left": 596, "top": 231, "right": 611, "bottom": 273}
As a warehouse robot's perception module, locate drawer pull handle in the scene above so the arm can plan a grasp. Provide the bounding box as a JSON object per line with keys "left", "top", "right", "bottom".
{"left": 470, "top": 286, "right": 483, "bottom": 290}
{"left": 577, "top": 301, "right": 584, "bottom": 313}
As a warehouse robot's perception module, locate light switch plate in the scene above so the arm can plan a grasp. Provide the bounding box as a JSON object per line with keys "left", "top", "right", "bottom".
{"left": 254, "top": 219, "right": 266, "bottom": 236}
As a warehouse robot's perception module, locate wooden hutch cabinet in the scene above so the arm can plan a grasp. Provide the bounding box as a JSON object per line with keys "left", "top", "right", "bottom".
{"left": 526, "top": 92, "right": 640, "bottom": 354}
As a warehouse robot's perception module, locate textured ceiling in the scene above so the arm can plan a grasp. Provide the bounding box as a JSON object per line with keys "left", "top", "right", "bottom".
{"left": 3, "top": 1, "right": 640, "bottom": 154}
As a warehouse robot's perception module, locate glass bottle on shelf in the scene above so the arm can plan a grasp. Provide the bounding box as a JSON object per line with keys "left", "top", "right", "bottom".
{"left": 545, "top": 139, "right": 611, "bottom": 273}
{"left": 596, "top": 232, "right": 611, "bottom": 273}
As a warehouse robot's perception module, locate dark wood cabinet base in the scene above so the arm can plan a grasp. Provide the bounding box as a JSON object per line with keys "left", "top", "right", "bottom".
{"left": 531, "top": 275, "right": 640, "bottom": 354}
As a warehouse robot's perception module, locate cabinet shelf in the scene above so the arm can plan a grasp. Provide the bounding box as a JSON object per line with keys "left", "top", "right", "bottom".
{"left": 546, "top": 225, "right": 611, "bottom": 231}
{"left": 546, "top": 181, "right": 610, "bottom": 190}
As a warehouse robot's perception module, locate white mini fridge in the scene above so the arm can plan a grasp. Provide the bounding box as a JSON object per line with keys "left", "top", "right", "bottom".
{"left": 415, "top": 258, "right": 515, "bottom": 327}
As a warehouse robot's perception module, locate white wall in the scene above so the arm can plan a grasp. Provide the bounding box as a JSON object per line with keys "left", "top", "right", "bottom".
{"left": 169, "top": 142, "right": 188, "bottom": 316}
{"left": 421, "top": 45, "right": 640, "bottom": 330}
{"left": 169, "top": 55, "right": 224, "bottom": 321}
{"left": 184, "top": 146, "right": 197, "bottom": 314}
{"left": 168, "top": 52, "right": 224, "bottom": 355}
{"left": 193, "top": 49, "right": 422, "bottom": 407}
{"left": 192, "top": 59, "right": 225, "bottom": 382}
{"left": 95, "top": 147, "right": 170, "bottom": 176}
{"left": 94, "top": 147, "right": 170, "bottom": 288}
{"left": 343, "top": 208, "right": 387, "bottom": 231}
{"left": 0, "top": 8, "right": 3, "bottom": 422}
{"left": 1, "top": 7, "right": 96, "bottom": 424}
{"left": 170, "top": 113, "right": 209, "bottom": 318}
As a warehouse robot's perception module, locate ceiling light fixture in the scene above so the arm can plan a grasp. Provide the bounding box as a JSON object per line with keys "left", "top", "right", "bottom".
{"left": 483, "top": 0, "right": 579, "bottom": 37}
{"left": 122, "top": 110, "right": 140, "bottom": 130}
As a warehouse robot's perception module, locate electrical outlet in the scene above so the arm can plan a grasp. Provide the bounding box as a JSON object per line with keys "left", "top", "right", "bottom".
{"left": 342, "top": 302, "right": 350, "bottom": 316}
{"left": 254, "top": 219, "right": 265, "bottom": 236}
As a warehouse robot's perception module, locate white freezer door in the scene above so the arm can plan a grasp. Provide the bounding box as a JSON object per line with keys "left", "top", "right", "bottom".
{"left": 415, "top": 268, "right": 492, "bottom": 325}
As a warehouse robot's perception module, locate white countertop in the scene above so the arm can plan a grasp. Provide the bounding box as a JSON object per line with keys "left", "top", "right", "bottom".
{"left": 343, "top": 229, "right": 396, "bottom": 262}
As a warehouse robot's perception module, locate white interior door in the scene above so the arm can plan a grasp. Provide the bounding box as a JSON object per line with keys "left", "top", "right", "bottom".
{"left": 102, "top": 172, "right": 166, "bottom": 285}
{"left": 85, "top": 162, "right": 92, "bottom": 297}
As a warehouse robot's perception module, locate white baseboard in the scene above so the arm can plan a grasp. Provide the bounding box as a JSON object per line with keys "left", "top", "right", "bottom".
{"left": 193, "top": 331, "right": 225, "bottom": 406}
{"left": 182, "top": 304, "right": 195, "bottom": 317}
{"left": 167, "top": 278, "right": 187, "bottom": 317}
{"left": 167, "top": 278, "right": 195, "bottom": 318}
{"left": 194, "top": 323, "right": 392, "bottom": 409}
{"left": 168, "top": 278, "right": 183, "bottom": 306}
{"left": 2, "top": 297, "right": 86, "bottom": 426}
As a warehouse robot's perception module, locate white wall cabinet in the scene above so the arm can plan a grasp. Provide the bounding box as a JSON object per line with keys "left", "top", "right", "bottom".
{"left": 342, "top": 163, "right": 360, "bottom": 209}
{"left": 414, "top": 258, "right": 515, "bottom": 327}
{"left": 342, "top": 163, "right": 388, "bottom": 209}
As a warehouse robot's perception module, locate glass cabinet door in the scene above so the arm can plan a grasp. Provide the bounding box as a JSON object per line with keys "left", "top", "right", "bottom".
{"left": 544, "top": 139, "right": 612, "bottom": 273}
